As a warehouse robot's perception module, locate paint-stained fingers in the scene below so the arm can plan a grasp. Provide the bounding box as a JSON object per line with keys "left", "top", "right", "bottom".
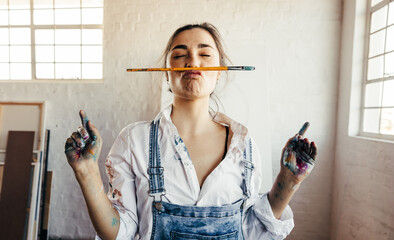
{"left": 71, "top": 131, "right": 86, "bottom": 149}
{"left": 65, "top": 138, "right": 79, "bottom": 161}
{"left": 80, "top": 110, "right": 94, "bottom": 141}
{"left": 298, "top": 122, "right": 310, "bottom": 136}
{"left": 283, "top": 134, "right": 298, "bottom": 150}
{"left": 310, "top": 142, "right": 318, "bottom": 160}
{"left": 77, "top": 126, "right": 89, "bottom": 140}
{"left": 304, "top": 138, "right": 310, "bottom": 154}
{"left": 307, "top": 140, "right": 314, "bottom": 156}
{"left": 86, "top": 120, "right": 100, "bottom": 144}
{"left": 297, "top": 136, "right": 304, "bottom": 150}
{"left": 79, "top": 110, "right": 89, "bottom": 129}
{"left": 65, "top": 138, "right": 76, "bottom": 153}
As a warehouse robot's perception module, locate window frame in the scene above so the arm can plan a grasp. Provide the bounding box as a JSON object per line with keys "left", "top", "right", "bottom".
{"left": 0, "top": 0, "right": 103, "bottom": 82}
{"left": 360, "top": 0, "right": 394, "bottom": 141}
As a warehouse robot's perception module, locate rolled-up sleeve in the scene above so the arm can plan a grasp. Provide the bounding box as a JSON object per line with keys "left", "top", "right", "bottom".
{"left": 242, "top": 137, "right": 294, "bottom": 239}
{"left": 243, "top": 193, "right": 294, "bottom": 239}
{"left": 96, "top": 126, "right": 139, "bottom": 239}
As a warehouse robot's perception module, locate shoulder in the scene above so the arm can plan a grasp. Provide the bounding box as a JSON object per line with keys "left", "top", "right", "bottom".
{"left": 214, "top": 112, "right": 249, "bottom": 136}
{"left": 118, "top": 120, "right": 152, "bottom": 138}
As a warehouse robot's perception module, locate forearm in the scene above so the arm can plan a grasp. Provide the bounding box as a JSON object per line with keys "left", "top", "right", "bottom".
{"left": 75, "top": 168, "right": 120, "bottom": 240}
{"left": 267, "top": 170, "right": 299, "bottom": 219}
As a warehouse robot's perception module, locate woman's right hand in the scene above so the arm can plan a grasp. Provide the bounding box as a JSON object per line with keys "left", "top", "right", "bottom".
{"left": 64, "top": 110, "right": 102, "bottom": 177}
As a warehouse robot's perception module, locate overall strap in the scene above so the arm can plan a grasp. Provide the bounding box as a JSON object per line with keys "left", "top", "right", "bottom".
{"left": 242, "top": 138, "right": 254, "bottom": 198}
{"left": 148, "top": 120, "right": 166, "bottom": 209}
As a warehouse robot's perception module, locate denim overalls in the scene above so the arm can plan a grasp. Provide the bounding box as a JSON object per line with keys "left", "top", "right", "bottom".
{"left": 148, "top": 119, "right": 254, "bottom": 240}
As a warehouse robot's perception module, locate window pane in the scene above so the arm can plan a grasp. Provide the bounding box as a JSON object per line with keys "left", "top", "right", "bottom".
{"left": 55, "top": 46, "right": 80, "bottom": 62}
{"left": 0, "top": 46, "right": 9, "bottom": 61}
{"left": 368, "top": 56, "right": 384, "bottom": 80}
{"left": 0, "top": 10, "right": 8, "bottom": 25}
{"left": 82, "top": 0, "right": 103, "bottom": 7}
{"left": 389, "top": 2, "right": 394, "bottom": 25}
{"left": 385, "top": 52, "right": 394, "bottom": 76}
{"left": 10, "top": 45, "right": 30, "bottom": 62}
{"left": 382, "top": 80, "right": 394, "bottom": 107}
{"left": 33, "top": 0, "right": 53, "bottom": 9}
{"left": 35, "top": 46, "right": 54, "bottom": 62}
{"left": 55, "top": 9, "right": 80, "bottom": 25}
{"left": 0, "top": 63, "right": 9, "bottom": 79}
{"left": 10, "top": 62, "right": 31, "bottom": 79}
{"left": 0, "top": 0, "right": 8, "bottom": 10}
{"left": 55, "top": 63, "right": 80, "bottom": 79}
{"left": 55, "top": 29, "right": 80, "bottom": 44}
{"left": 82, "top": 29, "right": 102, "bottom": 44}
{"left": 36, "top": 63, "right": 54, "bottom": 78}
{"left": 9, "top": 10, "right": 30, "bottom": 25}
{"left": 82, "top": 8, "right": 103, "bottom": 24}
{"left": 371, "top": 6, "right": 387, "bottom": 33}
{"left": 9, "top": 0, "right": 30, "bottom": 9}
{"left": 55, "top": 0, "right": 80, "bottom": 8}
{"left": 34, "top": 9, "right": 54, "bottom": 25}
{"left": 365, "top": 82, "right": 382, "bottom": 107}
{"left": 35, "top": 29, "right": 54, "bottom": 44}
{"left": 371, "top": 0, "right": 383, "bottom": 7}
{"left": 387, "top": 26, "right": 394, "bottom": 52}
{"left": 380, "top": 108, "right": 394, "bottom": 135}
{"left": 0, "top": 28, "right": 9, "bottom": 44}
{"left": 10, "top": 28, "right": 30, "bottom": 44}
{"left": 82, "top": 63, "right": 101, "bottom": 79}
{"left": 369, "top": 29, "right": 385, "bottom": 57}
{"left": 82, "top": 46, "right": 101, "bottom": 62}
{"left": 363, "top": 108, "right": 380, "bottom": 133}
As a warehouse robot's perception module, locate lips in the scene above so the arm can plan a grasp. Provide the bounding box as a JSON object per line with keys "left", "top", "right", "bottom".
{"left": 183, "top": 70, "right": 202, "bottom": 78}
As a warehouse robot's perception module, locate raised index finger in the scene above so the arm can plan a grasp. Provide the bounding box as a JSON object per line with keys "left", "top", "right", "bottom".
{"left": 79, "top": 110, "right": 89, "bottom": 129}
{"left": 298, "top": 122, "right": 310, "bottom": 136}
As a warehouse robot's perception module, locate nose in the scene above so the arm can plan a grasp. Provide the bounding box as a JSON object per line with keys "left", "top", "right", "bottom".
{"left": 185, "top": 52, "right": 200, "bottom": 67}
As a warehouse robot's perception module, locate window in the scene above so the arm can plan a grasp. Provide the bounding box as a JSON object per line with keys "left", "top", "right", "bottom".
{"left": 362, "top": 0, "right": 394, "bottom": 138}
{"left": 0, "top": 0, "right": 103, "bottom": 81}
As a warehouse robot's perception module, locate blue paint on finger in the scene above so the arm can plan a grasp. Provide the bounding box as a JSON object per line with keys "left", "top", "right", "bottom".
{"left": 298, "top": 122, "right": 310, "bottom": 136}
{"left": 79, "top": 110, "right": 89, "bottom": 129}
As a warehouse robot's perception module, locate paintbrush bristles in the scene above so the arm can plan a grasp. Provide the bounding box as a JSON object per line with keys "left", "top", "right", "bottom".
{"left": 126, "top": 66, "right": 255, "bottom": 72}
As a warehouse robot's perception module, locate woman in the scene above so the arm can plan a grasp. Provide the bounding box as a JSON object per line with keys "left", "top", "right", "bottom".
{"left": 65, "top": 23, "right": 317, "bottom": 240}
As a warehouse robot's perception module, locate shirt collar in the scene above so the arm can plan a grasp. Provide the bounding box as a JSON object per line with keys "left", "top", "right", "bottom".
{"left": 158, "top": 104, "right": 249, "bottom": 152}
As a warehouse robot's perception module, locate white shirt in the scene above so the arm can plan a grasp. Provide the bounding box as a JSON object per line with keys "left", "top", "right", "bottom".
{"left": 98, "top": 105, "right": 294, "bottom": 239}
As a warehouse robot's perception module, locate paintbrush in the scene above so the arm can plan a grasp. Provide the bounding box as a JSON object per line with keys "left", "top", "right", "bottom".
{"left": 126, "top": 66, "right": 255, "bottom": 72}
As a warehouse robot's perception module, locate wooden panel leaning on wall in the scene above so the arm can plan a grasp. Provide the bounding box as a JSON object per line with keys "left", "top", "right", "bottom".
{"left": 0, "top": 131, "right": 35, "bottom": 239}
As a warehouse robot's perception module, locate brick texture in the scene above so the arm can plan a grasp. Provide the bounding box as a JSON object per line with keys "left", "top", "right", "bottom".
{"left": 0, "top": 0, "right": 342, "bottom": 239}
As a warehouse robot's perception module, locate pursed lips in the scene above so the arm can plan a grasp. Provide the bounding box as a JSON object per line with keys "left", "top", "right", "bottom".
{"left": 182, "top": 70, "right": 202, "bottom": 78}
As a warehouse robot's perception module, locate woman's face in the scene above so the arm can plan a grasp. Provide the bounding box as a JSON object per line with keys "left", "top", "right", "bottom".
{"left": 166, "top": 28, "right": 221, "bottom": 101}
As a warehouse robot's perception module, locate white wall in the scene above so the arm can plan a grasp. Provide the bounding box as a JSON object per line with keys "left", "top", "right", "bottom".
{"left": 263, "top": 1, "right": 342, "bottom": 239}
{"left": 331, "top": 0, "right": 394, "bottom": 239}
{"left": 0, "top": 0, "right": 342, "bottom": 239}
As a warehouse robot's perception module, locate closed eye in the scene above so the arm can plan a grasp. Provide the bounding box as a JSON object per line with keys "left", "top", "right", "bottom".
{"left": 201, "top": 54, "right": 211, "bottom": 57}
{"left": 173, "top": 55, "right": 187, "bottom": 59}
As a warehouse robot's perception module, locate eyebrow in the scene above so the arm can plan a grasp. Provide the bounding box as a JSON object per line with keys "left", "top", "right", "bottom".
{"left": 171, "top": 43, "right": 214, "bottom": 51}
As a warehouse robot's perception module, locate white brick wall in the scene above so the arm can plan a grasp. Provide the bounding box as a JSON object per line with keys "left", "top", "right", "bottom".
{"left": 0, "top": 0, "right": 342, "bottom": 239}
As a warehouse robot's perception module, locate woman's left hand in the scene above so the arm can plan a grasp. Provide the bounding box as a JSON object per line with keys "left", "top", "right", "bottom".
{"left": 280, "top": 132, "right": 318, "bottom": 184}
{"left": 268, "top": 124, "right": 318, "bottom": 219}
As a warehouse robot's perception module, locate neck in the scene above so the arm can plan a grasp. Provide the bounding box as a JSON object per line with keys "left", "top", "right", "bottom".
{"left": 171, "top": 97, "right": 215, "bottom": 136}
